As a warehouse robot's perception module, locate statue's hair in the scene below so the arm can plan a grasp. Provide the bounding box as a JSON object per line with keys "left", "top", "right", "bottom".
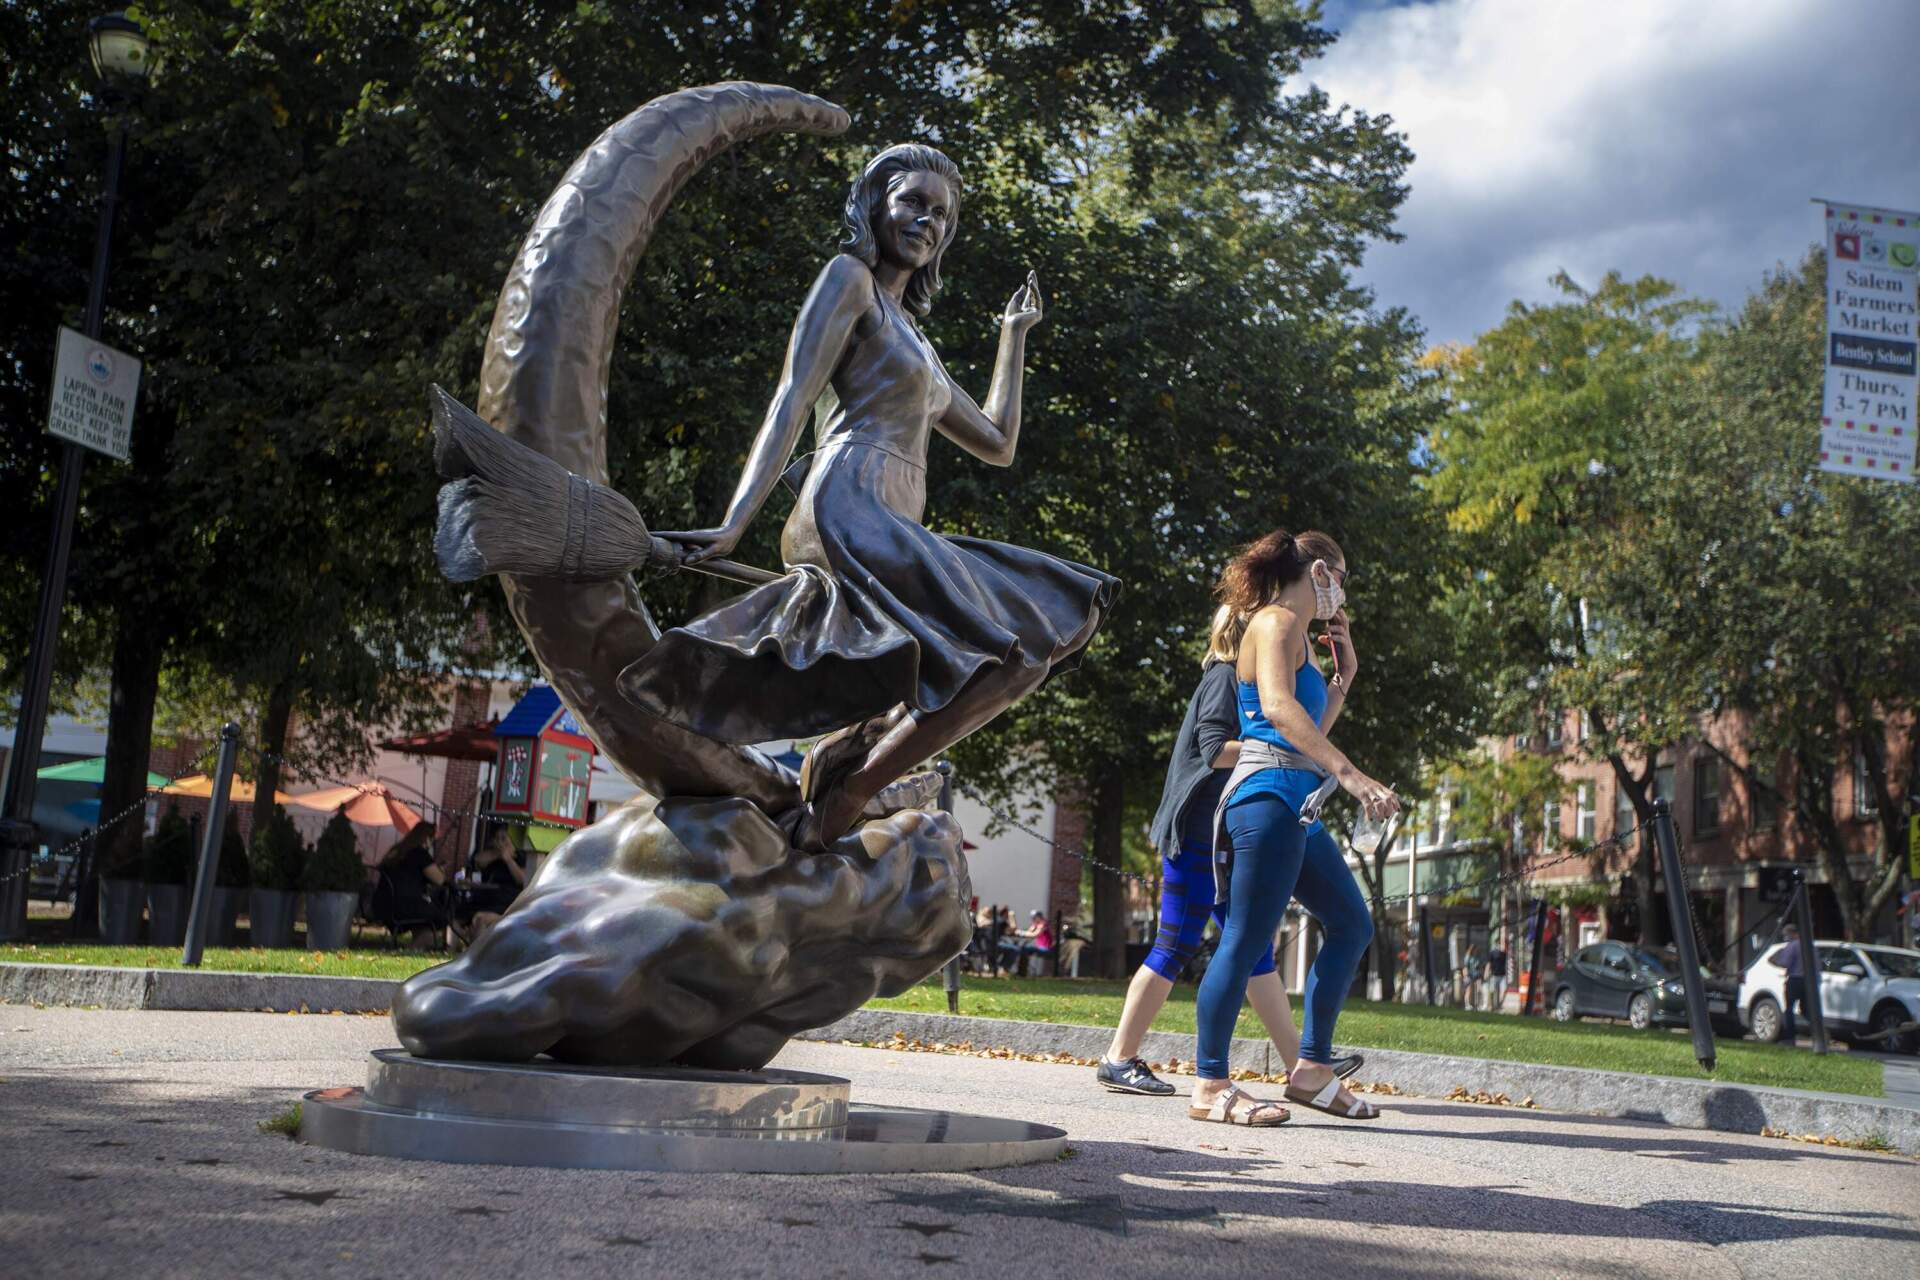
{"left": 839, "top": 144, "right": 962, "bottom": 316}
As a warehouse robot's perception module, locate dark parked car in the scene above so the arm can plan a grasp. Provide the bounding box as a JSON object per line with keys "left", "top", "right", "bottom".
{"left": 1551, "top": 941, "right": 1705, "bottom": 1030}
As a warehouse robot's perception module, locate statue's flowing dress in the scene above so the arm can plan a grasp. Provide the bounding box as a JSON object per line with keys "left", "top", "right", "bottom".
{"left": 619, "top": 270, "right": 1117, "bottom": 744}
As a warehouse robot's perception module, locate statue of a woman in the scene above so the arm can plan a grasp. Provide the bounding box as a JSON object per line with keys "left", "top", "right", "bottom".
{"left": 619, "top": 144, "right": 1117, "bottom": 847}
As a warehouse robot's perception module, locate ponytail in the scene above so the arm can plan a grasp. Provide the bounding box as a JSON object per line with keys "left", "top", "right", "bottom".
{"left": 1215, "top": 528, "right": 1343, "bottom": 614}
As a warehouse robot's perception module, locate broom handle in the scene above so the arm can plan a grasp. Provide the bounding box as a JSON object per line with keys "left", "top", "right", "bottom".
{"left": 648, "top": 536, "right": 782, "bottom": 587}
{"left": 691, "top": 557, "right": 782, "bottom": 587}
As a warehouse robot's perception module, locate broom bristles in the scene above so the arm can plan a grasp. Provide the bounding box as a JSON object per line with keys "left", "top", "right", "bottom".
{"left": 427, "top": 386, "right": 660, "bottom": 582}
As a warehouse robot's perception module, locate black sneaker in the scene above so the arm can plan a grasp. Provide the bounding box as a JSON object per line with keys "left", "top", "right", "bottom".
{"left": 1097, "top": 1056, "right": 1176, "bottom": 1095}
{"left": 1332, "top": 1054, "right": 1364, "bottom": 1080}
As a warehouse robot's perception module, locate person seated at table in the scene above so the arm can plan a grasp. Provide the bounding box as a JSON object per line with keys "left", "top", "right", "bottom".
{"left": 458, "top": 825, "right": 529, "bottom": 944}
{"left": 1016, "top": 909, "right": 1053, "bottom": 976}
{"left": 378, "top": 820, "right": 446, "bottom": 948}
{"left": 994, "top": 906, "right": 1021, "bottom": 976}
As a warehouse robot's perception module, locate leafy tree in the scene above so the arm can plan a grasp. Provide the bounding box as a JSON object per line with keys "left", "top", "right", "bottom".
{"left": 926, "top": 33, "right": 1470, "bottom": 977}
{"left": 4, "top": 1, "right": 554, "bottom": 908}
{"left": 1425, "top": 272, "right": 1710, "bottom": 943}
{"left": 1596, "top": 253, "right": 1917, "bottom": 939}
{"left": 6, "top": 1, "right": 1470, "bottom": 974}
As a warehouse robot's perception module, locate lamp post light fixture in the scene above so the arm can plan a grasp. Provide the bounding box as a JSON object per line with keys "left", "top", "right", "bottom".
{"left": 0, "top": 11, "right": 154, "bottom": 940}
{"left": 88, "top": 10, "right": 153, "bottom": 90}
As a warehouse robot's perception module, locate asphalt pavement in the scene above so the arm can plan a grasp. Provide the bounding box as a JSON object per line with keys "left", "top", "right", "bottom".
{"left": 1, "top": 1006, "right": 1915, "bottom": 1280}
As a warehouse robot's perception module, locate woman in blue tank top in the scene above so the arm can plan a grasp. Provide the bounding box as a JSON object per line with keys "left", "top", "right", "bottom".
{"left": 1188, "top": 529, "right": 1400, "bottom": 1127}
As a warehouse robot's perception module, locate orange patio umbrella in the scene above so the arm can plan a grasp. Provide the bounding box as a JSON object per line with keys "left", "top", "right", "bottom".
{"left": 156, "top": 774, "right": 297, "bottom": 805}
{"left": 284, "top": 782, "right": 424, "bottom": 832}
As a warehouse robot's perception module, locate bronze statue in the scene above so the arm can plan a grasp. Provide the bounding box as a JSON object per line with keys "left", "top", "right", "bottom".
{"left": 404, "top": 83, "right": 1111, "bottom": 1066}
{"left": 620, "top": 142, "right": 1115, "bottom": 849}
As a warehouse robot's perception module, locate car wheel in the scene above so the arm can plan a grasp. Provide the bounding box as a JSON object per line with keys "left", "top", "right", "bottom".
{"left": 1552, "top": 988, "right": 1576, "bottom": 1022}
{"left": 1628, "top": 992, "right": 1653, "bottom": 1031}
{"left": 1750, "top": 995, "right": 1782, "bottom": 1044}
{"left": 1869, "top": 1003, "right": 1918, "bottom": 1056}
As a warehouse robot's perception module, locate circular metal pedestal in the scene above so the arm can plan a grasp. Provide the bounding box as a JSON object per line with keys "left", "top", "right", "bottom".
{"left": 300, "top": 1050, "right": 1065, "bottom": 1174}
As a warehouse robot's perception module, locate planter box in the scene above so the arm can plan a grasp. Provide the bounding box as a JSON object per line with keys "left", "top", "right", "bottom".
{"left": 98, "top": 879, "right": 144, "bottom": 945}
{"left": 145, "top": 884, "right": 190, "bottom": 946}
{"left": 247, "top": 888, "right": 299, "bottom": 949}
{"left": 207, "top": 886, "right": 245, "bottom": 947}
{"left": 305, "top": 890, "right": 357, "bottom": 951}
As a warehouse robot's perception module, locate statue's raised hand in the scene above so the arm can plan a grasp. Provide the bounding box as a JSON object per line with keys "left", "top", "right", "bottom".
{"left": 1003, "top": 271, "right": 1043, "bottom": 335}
{"left": 656, "top": 524, "right": 743, "bottom": 568}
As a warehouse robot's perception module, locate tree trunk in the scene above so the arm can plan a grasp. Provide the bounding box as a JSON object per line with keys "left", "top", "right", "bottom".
{"left": 1089, "top": 768, "right": 1127, "bottom": 980}
{"left": 1793, "top": 745, "right": 1861, "bottom": 939}
{"left": 1862, "top": 728, "right": 1912, "bottom": 929}
{"left": 253, "top": 678, "right": 297, "bottom": 827}
{"left": 1366, "top": 824, "right": 1399, "bottom": 1000}
{"left": 88, "top": 613, "right": 165, "bottom": 932}
{"left": 1607, "top": 754, "right": 1666, "bottom": 946}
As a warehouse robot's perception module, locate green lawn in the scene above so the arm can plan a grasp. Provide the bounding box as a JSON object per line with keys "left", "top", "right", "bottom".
{"left": 869, "top": 976, "right": 1887, "bottom": 1098}
{"left": 4, "top": 945, "right": 1886, "bottom": 1099}
{"left": 2, "top": 943, "right": 440, "bottom": 982}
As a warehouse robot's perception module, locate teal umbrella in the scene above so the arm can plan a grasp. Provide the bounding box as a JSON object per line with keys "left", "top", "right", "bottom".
{"left": 36, "top": 756, "right": 169, "bottom": 787}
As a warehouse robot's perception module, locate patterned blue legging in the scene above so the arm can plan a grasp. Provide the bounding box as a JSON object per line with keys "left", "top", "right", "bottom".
{"left": 1142, "top": 841, "right": 1275, "bottom": 981}
{"left": 1195, "top": 794, "right": 1373, "bottom": 1079}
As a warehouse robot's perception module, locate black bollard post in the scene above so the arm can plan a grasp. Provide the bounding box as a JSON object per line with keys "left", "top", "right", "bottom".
{"left": 181, "top": 724, "right": 241, "bottom": 968}
{"left": 1651, "top": 799, "right": 1716, "bottom": 1070}
{"left": 1788, "top": 869, "right": 1829, "bottom": 1055}
{"left": 1524, "top": 898, "right": 1548, "bottom": 1016}
{"left": 1419, "top": 899, "right": 1435, "bottom": 1006}
{"left": 936, "top": 759, "right": 960, "bottom": 1012}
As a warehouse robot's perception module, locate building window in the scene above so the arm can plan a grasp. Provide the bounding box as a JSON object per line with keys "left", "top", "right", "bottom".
{"left": 1515, "top": 731, "right": 1531, "bottom": 752}
{"left": 1750, "top": 771, "right": 1778, "bottom": 831}
{"left": 1853, "top": 748, "right": 1878, "bottom": 818}
{"left": 1576, "top": 782, "right": 1596, "bottom": 841}
{"left": 1578, "top": 710, "right": 1593, "bottom": 742}
{"left": 1425, "top": 798, "right": 1443, "bottom": 849}
{"left": 1544, "top": 712, "right": 1563, "bottom": 749}
{"left": 1692, "top": 758, "right": 1720, "bottom": 835}
{"left": 1614, "top": 779, "right": 1635, "bottom": 836}
{"left": 1542, "top": 796, "right": 1562, "bottom": 850}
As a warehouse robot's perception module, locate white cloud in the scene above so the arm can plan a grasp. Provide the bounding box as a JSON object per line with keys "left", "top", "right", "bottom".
{"left": 1311, "top": 0, "right": 1920, "bottom": 344}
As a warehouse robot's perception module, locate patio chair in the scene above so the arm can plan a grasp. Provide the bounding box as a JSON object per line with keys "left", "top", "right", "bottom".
{"left": 367, "top": 869, "right": 446, "bottom": 950}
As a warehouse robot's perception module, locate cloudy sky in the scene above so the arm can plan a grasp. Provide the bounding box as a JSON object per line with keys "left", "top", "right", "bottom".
{"left": 1309, "top": 0, "right": 1920, "bottom": 345}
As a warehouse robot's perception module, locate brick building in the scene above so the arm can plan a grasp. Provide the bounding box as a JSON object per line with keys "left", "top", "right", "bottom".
{"left": 1514, "top": 710, "right": 1910, "bottom": 969}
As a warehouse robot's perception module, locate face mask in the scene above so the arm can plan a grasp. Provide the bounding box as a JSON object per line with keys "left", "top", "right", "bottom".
{"left": 1311, "top": 561, "right": 1345, "bottom": 620}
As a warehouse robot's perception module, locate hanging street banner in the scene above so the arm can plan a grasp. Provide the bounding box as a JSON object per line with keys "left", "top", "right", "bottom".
{"left": 46, "top": 325, "right": 141, "bottom": 462}
{"left": 1819, "top": 202, "right": 1918, "bottom": 482}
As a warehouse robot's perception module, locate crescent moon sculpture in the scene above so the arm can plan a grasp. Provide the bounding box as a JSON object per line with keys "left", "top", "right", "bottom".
{"left": 394, "top": 84, "right": 976, "bottom": 1069}
{"left": 480, "top": 82, "right": 848, "bottom": 813}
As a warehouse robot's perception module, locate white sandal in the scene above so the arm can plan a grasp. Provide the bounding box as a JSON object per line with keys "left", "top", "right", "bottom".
{"left": 1285, "top": 1073, "right": 1381, "bottom": 1119}
{"left": 1187, "top": 1084, "right": 1290, "bottom": 1127}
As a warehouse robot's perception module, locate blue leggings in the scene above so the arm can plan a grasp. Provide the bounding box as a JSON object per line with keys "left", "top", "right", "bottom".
{"left": 1142, "top": 841, "right": 1274, "bottom": 981}
{"left": 1195, "top": 794, "right": 1373, "bottom": 1078}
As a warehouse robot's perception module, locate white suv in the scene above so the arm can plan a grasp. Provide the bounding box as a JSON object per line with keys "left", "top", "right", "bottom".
{"left": 1737, "top": 940, "right": 1920, "bottom": 1054}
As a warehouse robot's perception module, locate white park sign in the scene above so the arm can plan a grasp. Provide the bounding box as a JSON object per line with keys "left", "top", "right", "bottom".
{"left": 1819, "top": 202, "right": 1917, "bottom": 482}
{"left": 46, "top": 325, "right": 140, "bottom": 463}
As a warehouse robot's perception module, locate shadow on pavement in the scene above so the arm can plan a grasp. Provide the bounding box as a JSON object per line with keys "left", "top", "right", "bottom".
{"left": 1341, "top": 1100, "right": 1914, "bottom": 1168}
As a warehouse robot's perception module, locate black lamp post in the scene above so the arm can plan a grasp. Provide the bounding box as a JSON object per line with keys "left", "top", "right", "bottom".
{"left": 0, "top": 12, "right": 153, "bottom": 941}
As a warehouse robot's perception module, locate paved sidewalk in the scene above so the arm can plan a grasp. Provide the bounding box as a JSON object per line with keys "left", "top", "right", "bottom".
{"left": 0, "top": 1008, "right": 1915, "bottom": 1280}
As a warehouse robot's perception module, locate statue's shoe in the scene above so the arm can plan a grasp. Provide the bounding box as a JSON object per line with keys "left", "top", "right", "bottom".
{"left": 861, "top": 769, "right": 943, "bottom": 818}
{"left": 799, "top": 705, "right": 910, "bottom": 805}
